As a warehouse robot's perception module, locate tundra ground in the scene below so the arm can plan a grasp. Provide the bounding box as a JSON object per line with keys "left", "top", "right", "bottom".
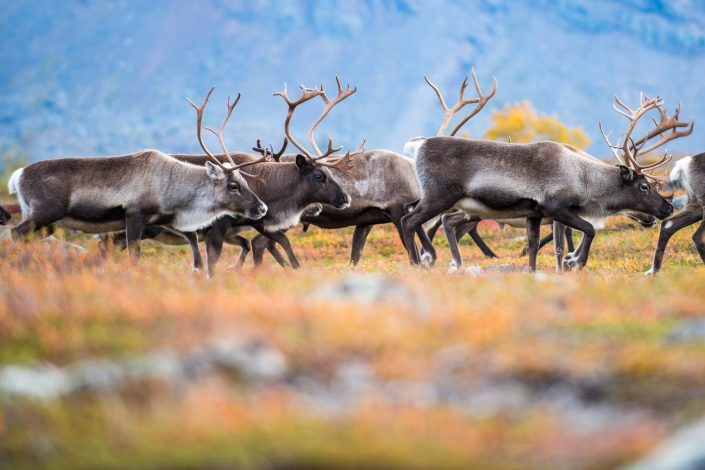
{"left": 1, "top": 216, "right": 704, "bottom": 469}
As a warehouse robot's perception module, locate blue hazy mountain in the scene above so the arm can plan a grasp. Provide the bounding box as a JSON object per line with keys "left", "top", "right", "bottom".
{"left": 1, "top": 0, "right": 704, "bottom": 164}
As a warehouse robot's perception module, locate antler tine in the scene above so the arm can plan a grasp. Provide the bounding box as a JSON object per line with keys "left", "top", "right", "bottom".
{"left": 449, "top": 71, "right": 498, "bottom": 136}
{"left": 274, "top": 82, "right": 324, "bottom": 158}
{"left": 310, "top": 136, "right": 343, "bottom": 160}
{"left": 203, "top": 93, "right": 241, "bottom": 169}
{"left": 252, "top": 137, "right": 288, "bottom": 163}
{"left": 314, "top": 149, "right": 353, "bottom": 173}
{"left": 599, "top": 122, "right": 628, "bottom": 166}
{"left": 307, "top": 76, "right": 357, "bottom": 155}
{"left": 187, "top": 86, "right": 235, "bottom": 173}
{"left": 424, "top": 76, "right": 449, "bottom": 112}
{"left": 426, "top": 72, "right": 489, "bottom": 137}
{"left": 629, "top": 99, "right": 694, "bottom": 157}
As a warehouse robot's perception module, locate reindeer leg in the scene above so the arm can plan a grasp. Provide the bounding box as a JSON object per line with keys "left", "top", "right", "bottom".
{"left": 692, "top": 215, "right": 705, "bottom": 265}
{"left": 544, "top": 209, "right": 595, "bottom": 270}
{"left": 255, "top": 228, "right": 300, "bottom": 269}
{"left": 425, "top": 217, "right": 443, "bottom": 243}
{"left": 526, "top": 216, "right": 542, "bottom": 272}
{"left": 416, "top": 226, "right": 437, "bottom": 266}
{"left": 11, "top": 206, "right": 63, "bottom": 241}
{"left": 553, "top": 222, "right": 566, "bottom": 273}
{"left": 442, "top": 211, "right": 466, "bottom": 272}
{"left": 520, "top": 232, "right": 553, "bottom": 257}
{"left": 225, "top": 235, "right": 251, "bottom": 268}
{"left": 350, "top": 224, "right": 373, "bottom": 266}
{"left": 180, "top": 231, "right": 203, "bottom": 272}
{"left": 402, "top": 198, "right": 455, "bottom": 266}
{"left": 565, "top": 227, "right": 575, "bottom": 253}
{"left": 467, "top": 225, "right": 498, "bottom": 258}
{"left": 251, "top": 234, "right": 288, "bottom": 268}
{"left": 647, "top": 206, "right": 701, "bottom": 274}
{"left": 125, "top": 213, "right": 147, "bottom": 259}
{"left": 205, "top": 219, "right": 228, "bottom": 278}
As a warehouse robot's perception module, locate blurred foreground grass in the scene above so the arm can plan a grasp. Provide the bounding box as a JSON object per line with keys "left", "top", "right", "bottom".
{"left": 1, "top": 216, "right": 704, "bottom": 469}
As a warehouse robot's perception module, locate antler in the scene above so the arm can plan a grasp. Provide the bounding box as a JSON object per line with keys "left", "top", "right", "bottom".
{"left": 600, "top": 94, "right": 693, "bottom": 184}
{"left": 187, "top": 87, "right": 270, "bottom": 174}
{"left": 425, "top": 68, "right": 498, "bottom": 137}
{"left": 274, "top": 78, "right": 365, "bottom": 172}
{"left": 273, "top": 83, "right": 324, "bottom": 159}
{"left": 253, "top": 138, "right": 288, "bottom": 162}
{"left": 629, "top": 102, "right": 694, "bottom": 157}
{"left": 307, "top": 77, "right": 357, "bottom": 156}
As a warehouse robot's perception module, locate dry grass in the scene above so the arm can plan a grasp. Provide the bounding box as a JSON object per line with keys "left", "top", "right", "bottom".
{"left": 1, "top": 216, "right": 704, "bottom": 469}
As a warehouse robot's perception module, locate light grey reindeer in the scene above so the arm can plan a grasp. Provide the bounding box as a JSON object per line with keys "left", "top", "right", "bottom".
{"left": 401, "top": 94, "right": 679, "bottom": 271}
{"left": 108, "top": 82, "right": 356, "bottom": 276}
{"left": 7, "top": 87, "right": 268, "bottom": 259}
{"left": 648, "top": 151, "right": 705, "bottom": 274}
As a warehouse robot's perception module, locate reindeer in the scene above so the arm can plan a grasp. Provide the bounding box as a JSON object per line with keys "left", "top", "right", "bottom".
{"left": 647, "top": 151, "right": 705, "bottom": 274}
{"left": 0, "top": 205, "right": 10, "bottom": 225}
{"left": 252, "top": 87, "right": 437, "bottom": 267}
{"left": 182, "top": 79, "right": 356, "bottom": 276}
{"left": 7, "top": 87, "right": 268, "bottom": 259}
{"left": 401, "top": 93, "right": 683, "bottom": 271}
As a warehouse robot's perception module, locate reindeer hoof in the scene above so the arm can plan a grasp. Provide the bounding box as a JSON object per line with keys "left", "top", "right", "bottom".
{"left": 448, "top": 261, "right": 459, "bottom": 274}
{"left": 645, "top": 268, "right": 657, "bottom": 276}
{"left": 420, "top": 252, "right": 433, "bottom": 269}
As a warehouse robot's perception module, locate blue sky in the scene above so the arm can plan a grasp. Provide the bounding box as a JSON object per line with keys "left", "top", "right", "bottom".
{"left": 1, "top": 0, "right": 704, "bottom": 163}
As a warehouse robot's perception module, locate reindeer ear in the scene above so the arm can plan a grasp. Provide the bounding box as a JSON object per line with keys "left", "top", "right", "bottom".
{"left": 295, "top": 154, "right": 307, "bottom": 169}
{"left": 619, "top": 165, "right": 636, "bottom": 183}
{"left": 205, "top": 161, "right": 226, "bottom": 181}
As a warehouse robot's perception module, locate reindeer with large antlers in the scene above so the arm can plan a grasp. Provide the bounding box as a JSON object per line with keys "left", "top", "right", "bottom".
{"left": 246, "top": 77, "right": 438, "bottom": 267}
{"left": 602, "top": 99, "right": 705, "bottom": 274}
{"left": 401, "top": 89, "right": 680, "bottom": 271}
{"left": 7, "top": 87, "right": 267, "bottom": 259}
{"left": 183, "top": 79, "right": 356, "bottom": 275}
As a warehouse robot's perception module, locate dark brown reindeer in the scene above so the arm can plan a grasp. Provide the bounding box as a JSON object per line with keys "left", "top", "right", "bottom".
{"left": 261, "top": 87, "right": 438, "bottom": 266}
{"left": 169, "top": 80, "right": 355, "bottom": 276}
{"left": 238, "top": 78, "right": 437, "bottom": 267}
{"left": 7, "top": 87, "right": 268, "bottom": 259}
{"left": 401, "top": 93, "right": 678, "bottom": 272}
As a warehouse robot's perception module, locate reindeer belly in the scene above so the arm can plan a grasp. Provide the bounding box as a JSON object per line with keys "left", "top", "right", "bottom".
{"left": 58, "top": 218, "right": 127, "bottom": 233}
{"left": 455, "top": 195, "right": 538, "bottom": 219}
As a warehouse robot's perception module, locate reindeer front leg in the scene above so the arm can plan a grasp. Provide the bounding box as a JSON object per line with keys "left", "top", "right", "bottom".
{"left": 544, "top": 209, "right": 595, "bottom": 270}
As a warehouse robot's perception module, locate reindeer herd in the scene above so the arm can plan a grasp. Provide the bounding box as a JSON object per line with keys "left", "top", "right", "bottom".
{"left": 3, "top": 70, "right": 705, "bottom": 276}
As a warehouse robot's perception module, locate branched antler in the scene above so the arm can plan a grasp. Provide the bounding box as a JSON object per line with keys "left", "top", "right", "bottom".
{"left": 187, "top": 87, "right": 271, "bottom": 174}
{"left": 599, "top": 94, "right": 693, "bottom": 185}
{"left": 425, "top": 68, "right": 497, "bottom": 137}
{"left": 274, "top": 77, "right": 365, "bottom": 172}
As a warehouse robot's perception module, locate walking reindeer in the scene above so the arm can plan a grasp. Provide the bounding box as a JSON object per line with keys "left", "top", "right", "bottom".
{"left": 648, "top": 150, "right": 705, "bottom": 274}
{"left": 7, "top": 91, "right": 269, "bottom": 259}
{"left": 401, "top": 93, "right": 681, "bottom": 271}
{"left": 236, "top": 78, "right": 437, "bottom": 267}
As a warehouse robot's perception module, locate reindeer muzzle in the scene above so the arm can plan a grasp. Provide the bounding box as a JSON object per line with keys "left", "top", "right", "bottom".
{"left": 248, "top": 203, "right": 268, "bottom": 220}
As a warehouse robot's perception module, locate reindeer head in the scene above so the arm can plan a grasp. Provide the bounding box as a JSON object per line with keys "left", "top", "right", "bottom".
{"left": 272, "top": 77, "right": 368, "bottom": 210}
{"left": 600, "top": 94, "right": 693, "bottom": 220}
{"left": 188, "top": 87, "right": 269, "bottom": 220}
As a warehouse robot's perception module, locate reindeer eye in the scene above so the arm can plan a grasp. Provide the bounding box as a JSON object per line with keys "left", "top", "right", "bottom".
{"left": 227, "top": 182, "right": 240, "bottom": 192}
{"left": 315, "top": 173, "right": 325, "bottom": 182}
{"left": 640, "top": 183, "right": 649, "bottom": 193}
